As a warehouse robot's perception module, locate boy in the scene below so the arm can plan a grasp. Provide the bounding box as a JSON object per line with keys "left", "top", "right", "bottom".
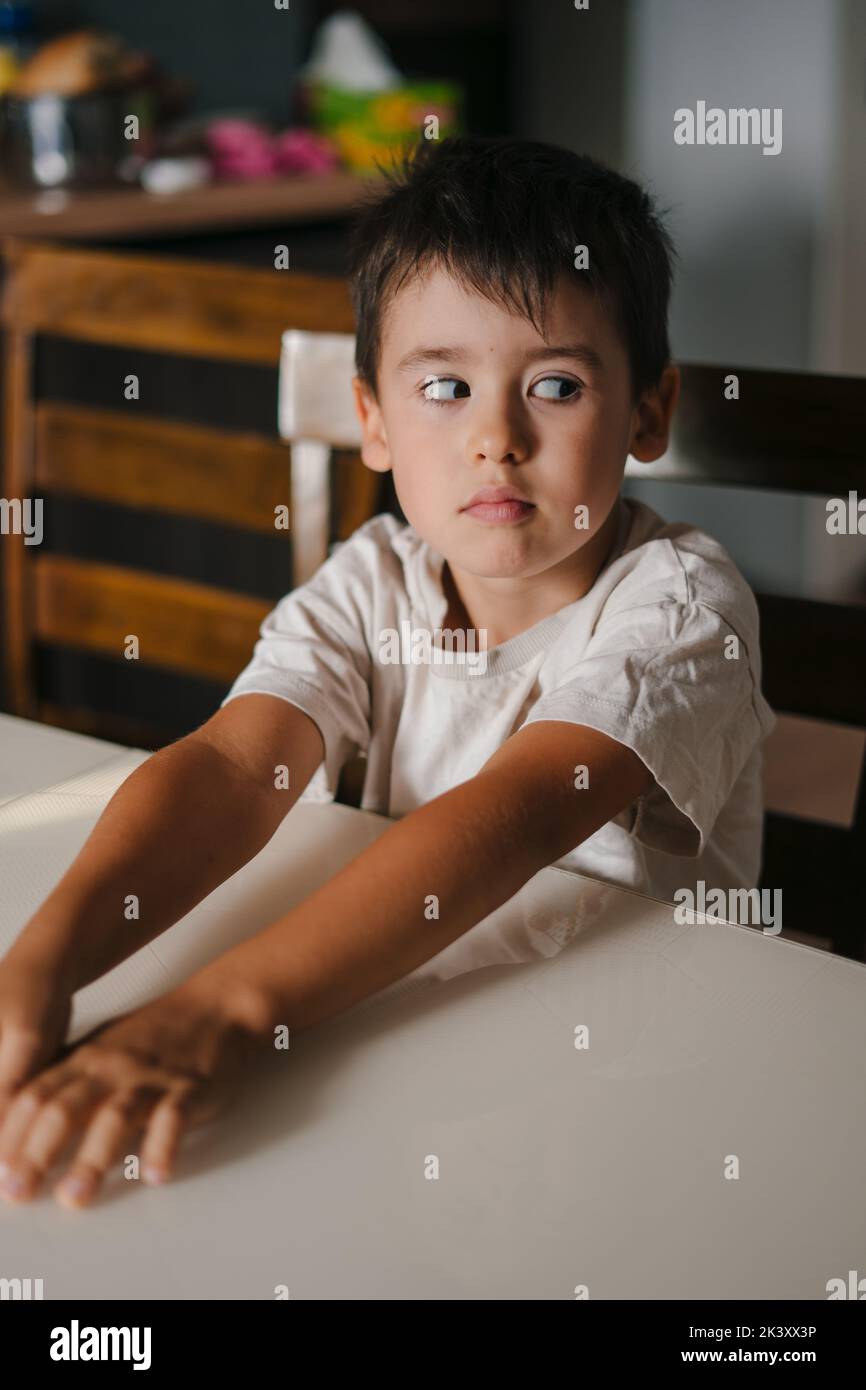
{"left": 0, "top": 137, "right": 775, "bottom": 1208}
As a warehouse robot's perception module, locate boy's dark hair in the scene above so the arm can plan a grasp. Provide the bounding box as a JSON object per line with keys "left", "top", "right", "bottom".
{"left": 347, "top": 135, "right": 677, "bottom": 406}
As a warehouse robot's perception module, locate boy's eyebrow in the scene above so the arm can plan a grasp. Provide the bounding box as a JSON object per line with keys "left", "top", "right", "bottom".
{"left": 395, "top": 342, "right": 606, "bottom": 373}
{"left": 531, "top": 343, "right": 607, "bottom": 374}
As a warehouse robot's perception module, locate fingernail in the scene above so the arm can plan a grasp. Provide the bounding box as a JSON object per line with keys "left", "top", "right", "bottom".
{"left": 0, "top": 1159, "right": 10, "bottom": 1179}
{"left": 0, "top": 1171, "right": 27, "bottom": 1197}
{"left": 142, "top": 1165, "right": 167, "bottom": 1185}
{"left": 56, "top": 1175, "right": 92, "bottom": 1204}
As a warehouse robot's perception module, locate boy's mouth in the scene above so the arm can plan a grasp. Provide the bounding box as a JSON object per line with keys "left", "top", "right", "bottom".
{"left": 460, "top": 486, "right": 536, "bottom": 525}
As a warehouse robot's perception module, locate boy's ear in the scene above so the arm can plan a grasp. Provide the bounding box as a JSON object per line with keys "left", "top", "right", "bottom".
{"left": 627, "top": 363, "right": 681, "bottom": 465}
{"left": 351, "top": 376, "right": 392, "bottom": 474}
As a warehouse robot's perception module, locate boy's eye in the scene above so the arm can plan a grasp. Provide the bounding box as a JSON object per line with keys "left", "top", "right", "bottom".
{"left": 421, "top": 376, "right": 470, "bottom": 402}
{"left": 419, "top": 374, "right": 580, "bottom": 404}
{"left": 531, "top": 375, "right": 581, "bottom": 400}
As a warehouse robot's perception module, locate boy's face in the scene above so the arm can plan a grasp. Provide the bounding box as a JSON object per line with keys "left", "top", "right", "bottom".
{"left": 353, "top": 264, "right": 676, "bottom": 588}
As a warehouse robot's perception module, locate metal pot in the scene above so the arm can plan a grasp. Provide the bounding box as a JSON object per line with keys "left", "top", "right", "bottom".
{"left": 0, "top": 83, "right": 156, "bottom": 189}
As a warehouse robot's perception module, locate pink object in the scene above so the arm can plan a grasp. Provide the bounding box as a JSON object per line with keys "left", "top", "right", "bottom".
{"left": 205, "top": 119, "right": 279, "bottom": 180}
{"left": 206, "top": 119, "right": 273, "bottom": 152}
{"left": 204, "top": 117, "right": 341, "bottom": 181}
{"left": 273, "top": 129, "right": 340, "bottom": 175}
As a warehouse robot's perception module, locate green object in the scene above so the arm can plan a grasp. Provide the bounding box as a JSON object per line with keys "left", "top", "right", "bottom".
{"left": 305, "top": 79, "right": 461, "bottom": 172}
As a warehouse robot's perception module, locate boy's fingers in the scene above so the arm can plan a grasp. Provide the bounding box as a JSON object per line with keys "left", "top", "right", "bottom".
{"left": 140, "top": 1091, "right": 193, "bottom": 1183}
{"left": 55, "top": 1086, "right": 162, "bottom": 1208}
{"left": 7, "top": 1076, "right": 109, "bottom": 1197}
{"left": 0, "top": 1070, "right": 70, "bottom": 1178}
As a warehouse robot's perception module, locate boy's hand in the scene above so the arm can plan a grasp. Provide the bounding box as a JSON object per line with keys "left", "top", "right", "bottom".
{"left": 0, "top": 969, "right": 268, "bottom": 1209}
{"left": 0, "top": 955, "right": 73, "bottom": 1106}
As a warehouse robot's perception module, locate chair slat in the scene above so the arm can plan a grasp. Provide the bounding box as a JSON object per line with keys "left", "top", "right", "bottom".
{"left": 760, "top": 809, "right": 864, "bottom": 958}
{"left": 1, "top": 239, "right": 356, "bottom": 364}
{"left": 0, "top": 329, "right": 37, "bottom": 717}
{"left": 627, "top": 363, "right": 866, "bottom": 495}
{"left": 33, "top": 556, "right": 269, "bottom": 683}
{"left": 34, "top": 403, "right": 292, "bottom": 534}
{"left": 38, "top": 700, "right": 168, "bottom": 752}
{"left": 756, "top": 592, "right": 866, "bottom": 726}
{"left": 332, "top": 449, "right": 385, "bottom": 541}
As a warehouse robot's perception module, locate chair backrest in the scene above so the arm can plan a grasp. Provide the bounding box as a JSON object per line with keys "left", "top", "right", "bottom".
{"left": 627, "top": 362, "right": 866, "bottom": 955}
{"left": 278, "top": 328, "right": 365, "bottom": 583}
{"left": 0, "top": 238, "right": 384, "bottom": 750}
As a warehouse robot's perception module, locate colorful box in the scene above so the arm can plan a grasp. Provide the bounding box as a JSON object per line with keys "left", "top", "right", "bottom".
{"left": 304, "top": 79, "right": 462, "bottom": 173}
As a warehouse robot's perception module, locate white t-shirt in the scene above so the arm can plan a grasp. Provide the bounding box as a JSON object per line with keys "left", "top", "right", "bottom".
{"left": 221, "top": 496, "right": 776, "bottom": 908}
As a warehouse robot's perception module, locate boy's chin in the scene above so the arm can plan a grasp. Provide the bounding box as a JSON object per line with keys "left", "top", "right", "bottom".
{"left": 447, "top": 526, "right": 601, "bottom": 583}
{"left": 446, "top": 536, "right": 553, "bottom": 581}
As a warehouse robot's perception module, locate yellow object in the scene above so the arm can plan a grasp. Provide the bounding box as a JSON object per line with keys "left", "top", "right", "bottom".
{"left": 0, "top": 47, "right": 20, "bottom": 96}
{"left": 373, "top": 93, "right": 417, "bottom": 133}
{"left": 306, "top": 78, "right": 461, "bottom": 174}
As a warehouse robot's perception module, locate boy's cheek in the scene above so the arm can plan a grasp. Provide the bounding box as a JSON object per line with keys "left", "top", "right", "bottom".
{"left": 390, "top": 455, "right": 452, "bottom": 517}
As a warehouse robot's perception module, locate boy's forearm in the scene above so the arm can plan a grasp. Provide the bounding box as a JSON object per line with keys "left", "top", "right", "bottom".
{"left": 196, "top": 719, "right": 652, "bottom": 1043}
{"left": 10, "top": 736, "right": 300, "bottom": 993}
{"left": 198, "top": 765, "right": 556, "bottom": 1039}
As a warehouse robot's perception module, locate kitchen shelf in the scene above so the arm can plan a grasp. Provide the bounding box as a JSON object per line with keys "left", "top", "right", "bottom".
{"left": 0, "top": 169, "right": 375, "bottom": 241}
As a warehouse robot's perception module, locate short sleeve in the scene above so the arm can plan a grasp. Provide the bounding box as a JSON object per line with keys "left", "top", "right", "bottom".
{"left": 220, "top": 542, "right": 372, "bottom": 795}
{"left": 520, "top": 599, "right": 776, "bottom": 857}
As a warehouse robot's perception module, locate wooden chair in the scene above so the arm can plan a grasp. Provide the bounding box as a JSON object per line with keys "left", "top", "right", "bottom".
{"left": 0, "top": 237, "right": 384, "bottom": 752}
{"left": 276, "top": 327, "right": 372, "bottom": 807}
{"left": 625, "top": 363, "right": 866, "bottom": 959}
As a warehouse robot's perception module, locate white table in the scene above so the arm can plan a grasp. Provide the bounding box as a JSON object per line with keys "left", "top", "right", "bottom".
{"left": 0, "top": 717, "right": 864, "bottom": 1300}
{"left": 0, "top": 712, "right": 128, "bottom": 808}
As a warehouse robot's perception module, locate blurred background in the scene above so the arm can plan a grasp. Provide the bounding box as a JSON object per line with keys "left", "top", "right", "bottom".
{"left": 1, "top": 0, "right": 864, "bottom": 754}
{"left": 2, "top": 0, "right": 864, "bottom": 606}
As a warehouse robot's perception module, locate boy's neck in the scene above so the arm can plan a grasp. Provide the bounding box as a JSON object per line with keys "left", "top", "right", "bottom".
{"left": 441, "top": 495, "right": 625, "bottom": 651}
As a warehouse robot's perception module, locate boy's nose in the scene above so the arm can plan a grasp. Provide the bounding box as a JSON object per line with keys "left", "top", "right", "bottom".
{"left": 477, "top": 442, "right": 519, "bottom": 464}
{"left": 467, "top": 417, "right": 530, "bottom": 466}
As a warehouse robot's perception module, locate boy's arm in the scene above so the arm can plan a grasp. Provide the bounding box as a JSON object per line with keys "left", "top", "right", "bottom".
{"left": 7, "top": 695, "right": 326, "bottom": 993}
{"left": 196, "top": 720, "right": 653, "bottom": 1036}
{"left": 0, "top": 720, "right": 651, "bottom": 1203}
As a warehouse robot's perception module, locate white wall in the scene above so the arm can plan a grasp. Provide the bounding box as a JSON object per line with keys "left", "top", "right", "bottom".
{"left": 514, "top": 0, "right": 864, "bottom": 600}
{"left": 807, "top": 0, "right": 866, "bottom": 599}
{"left": 622, "top": 0, "right": 842, "bottom": 598}
{"left": 626, "top": 0, "right": 838, "bottom": 373}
